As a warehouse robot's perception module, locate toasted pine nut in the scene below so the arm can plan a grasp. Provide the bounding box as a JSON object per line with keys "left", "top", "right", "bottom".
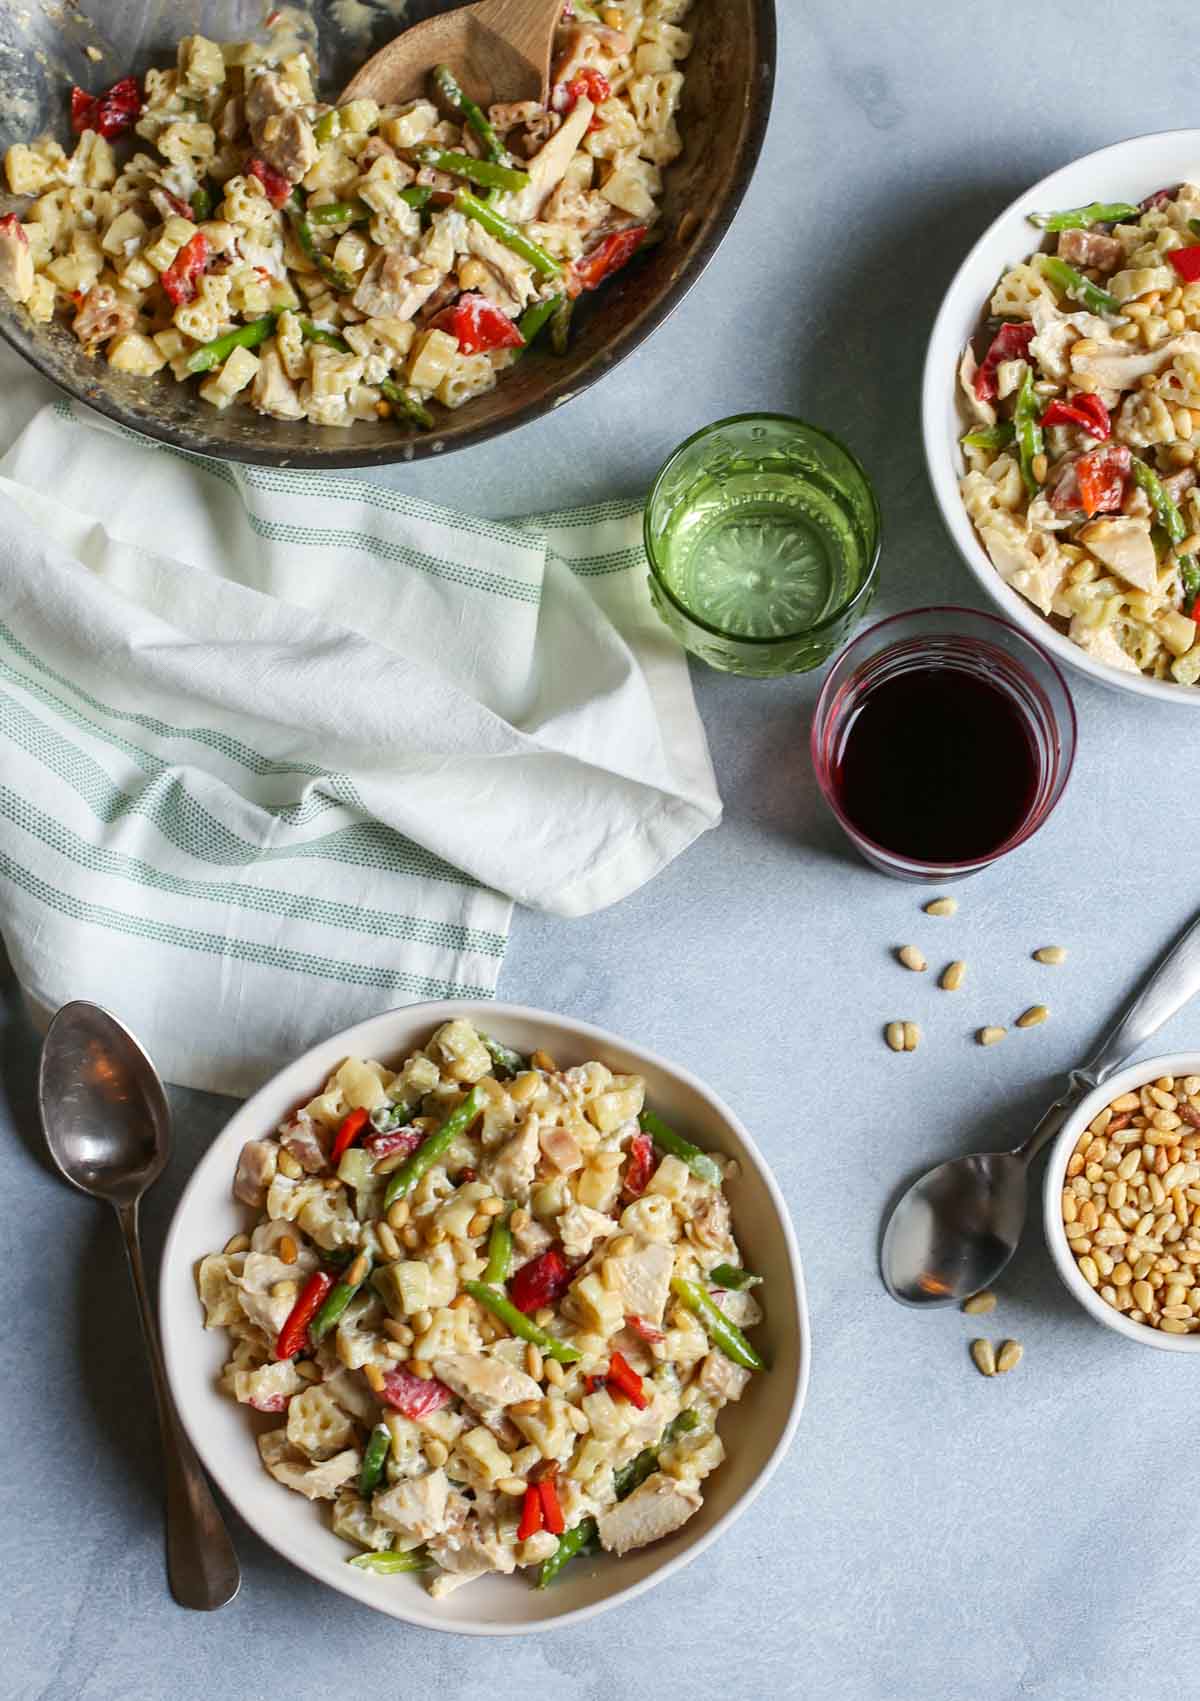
{"left": 376, "top": 1222, "right": 401, "bottom": 1260}
{"left": 277, "top": 1149, "right": 303, "bottom": 1180}
{"left": 510, "top": 1399, "right": 541, "bottom": 1417}
{"left": 294, "top": 1360, "right": 321, "bottom": 1382}
{"left": 373, "top": 1150, "right": 409, "bottom": 1175}
{"left": 364, "top": 1363, "right": 386, "bottom": 1393}
{"left": 940, "top": 960, "right": 966, "bottom": 992}
{"left": 978, "top": 1026, "right": 1006, "bottom": 1047}
{"left": 534, "top": 1307, "right": 555, "bottom": 1328}
{"left": 346, "top": 1252, "right": 369, "bottom": 1286}
{"left": 401, "top": 1224, "right": 421, "bottom": 1250}
{"left": 467, "top": 1212, "right": 490, "bottom": 1238}
{"left": 478, "top": 1196, "right": 506, "bottom": 1217}
{"left": 386, "top": 1199, "right": 411, "bottom": 1230}
{"left": 270, "top": 1280, "right": 298, "bottom": 1300}
{"left": 902, "top": 1021, "right": 920, "bottom": 1052}
{"left": 525, "top": 1344, "right": 543, "bottom": 1380}
{"left": 545, "top": 1358, "right": 565, "bottom": 1387}
{"left": 1033, "top": 946, "right": 1067, "bottom": 965}
{"left": 510, "top": 1208, "right": 531, "bottom": 1234}
{"left": 962, "top": 1290, "right": 996, "bottom": 1315}
{"left": 509, "top": 1071, "right": 540, "bottom": 1103}
{"left": 410, "top": 1359, "right": 433, "bottom": 1380}
{"left": 1031, "top": 451, "right": 1049, "bottom": 484}
{"left": 995, "top": 1340, "right": 1023, "bottom": 1374}
{"left": 1016, "top": 1005, "right": 1049, "bottom": 1029}
{"left": 425, "top": 1438, "right": 449, "bottom": 1468}
{"left": 970, "top": 1339, "right": 997, "bottom": 1377}
{"left": 885, "top": 1022, "right": 905, "bottom": 1052}
{"left": 497, "top": 1475, "right": 527, "bottom": 1496}
{"left": 277, "top": 1234, "right": 298, "bottom": 1265}
{"left": 383, "top": 1318, "right": 413, "bottom": 1345}
{"left": 412, "top": 1309, "right": 432, "bottom": 1333}
{"left": 897, "top": 945, "right": 927, "bottom": 972}
{"left": 924, "top": 896, "right": 957, "bottom": 916}
{"left": 223, "top": 1232, "right": 251, "bottom": 1255}
{"left": 531, "top": 1049, "right": 557, "bottom": 1072}
{"left": 1175, "top": 406, "right": 1195, "bottom": 438}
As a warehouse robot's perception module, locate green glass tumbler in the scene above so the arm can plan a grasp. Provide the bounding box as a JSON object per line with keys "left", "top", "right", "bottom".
{"left": 643, "top": 413, "right": 881, "bottom": 676}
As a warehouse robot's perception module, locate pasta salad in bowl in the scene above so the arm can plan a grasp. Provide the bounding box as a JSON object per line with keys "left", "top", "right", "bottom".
{"left": 924, "top": 130, "right": 1200, "bottom": 703}
{"left": 161, "top": 1002, "right": 807, "bottom": 1633}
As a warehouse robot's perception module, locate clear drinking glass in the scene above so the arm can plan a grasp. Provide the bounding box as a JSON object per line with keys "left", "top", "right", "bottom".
{"left": 643, "top": 414, "right": 881, "bottom": 676}
{"left": 810, "top": 607, "right": 1077, "bottom": 880}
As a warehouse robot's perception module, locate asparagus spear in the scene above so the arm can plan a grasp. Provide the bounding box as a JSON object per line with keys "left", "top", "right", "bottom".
{"left": 462, "top": 1282, "right": 581, "bottom": 1363}
{"left": 1028, "top": 201, "right": 1139, "bottom": 231}
{"left": 378, "top": 377, "right": 434, "bottom": 431}
{"left": 455, "top": 189, "right": 564, "bottom": 278}
{"left": 1013, "top": 365, "right": 1045, "bottom": 497}
{"left": 480, "top": 1032, "right": 528, "bottom": 1076}
{"left": 961, "top": 422, "right": 1016, "bottom": 452}
{"left": 514, "top": 294, "right": 565, "bottom": 355}
{"left": 670, "top": 1276, "right": 765, "bottom": 1371}
{"left": 549, "top": 295, "right": 574, "bottom": 356}
{"left": 432, "top": 63, "right": 506, "bottom": 163}
{"left": 298, "top": 317, "right": 350, "bottom": 352}
{"left": 308, "top": 186, "right": 432, "bottom": 225}
{"left": 411, "top": 145, "right": 529, "bottom": 193}
{"left": 287, "top": 189, "right": 356, "bottom": 294}
{"left": 184, "top": 313, "right": 278, "bottom": 374}
{"left": 1038, "top": 255, "right": 1120, "bottom": 316}
{"left": 348, "top": 1549, "right": 430, "bottom": 1573}
{"left": 483, "top": 1210, "right": 513, "bottom": 1285}
{"left": 358, "top": 1423, "right": 392, "bottom": 1498}
{"left": 638, "top": 1110, "right": 723, "bottom": 1186}
{"left": 309, "top": 1250, "right": 373, "bottom": 1344}
{"left": 382, "top": 1085, "right": 484, "bottom": 1207}
{"left": 1131, "top": 460, "right": 1200, "bottom": 611}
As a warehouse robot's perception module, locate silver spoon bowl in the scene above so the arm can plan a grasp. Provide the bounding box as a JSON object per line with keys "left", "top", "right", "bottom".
{"left": 39, "top": 1000, "right": 240, "bottom": 1610}
{"left": 883, "top": 909, "right": 1200, "bottom": 1306}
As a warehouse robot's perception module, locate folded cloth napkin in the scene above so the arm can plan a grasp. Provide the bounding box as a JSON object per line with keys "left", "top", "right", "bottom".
{"left": 0, "top": 353, "right": 720, "bottom": 1095}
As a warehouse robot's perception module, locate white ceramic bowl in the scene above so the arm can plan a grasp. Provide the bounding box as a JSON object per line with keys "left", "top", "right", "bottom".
{"left": 923, "top": 128, "right": 1200, "bottom": 707}
{"left": 160, "top": 1001, "right": 810, "bottom": 1634}
{"left": 1043, "top": 1051, "right": 1200, "bottom": 1349}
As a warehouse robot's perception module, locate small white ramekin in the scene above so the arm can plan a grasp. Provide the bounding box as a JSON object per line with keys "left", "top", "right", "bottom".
{"left": 1043, "top": 1051, "right": 1200, "bottom": 1350}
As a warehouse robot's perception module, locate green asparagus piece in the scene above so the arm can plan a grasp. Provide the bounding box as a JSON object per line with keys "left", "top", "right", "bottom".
{"left": 370, "top": 1098, "right": 415, "bottom": 1134}
{"left": 455, "top": 189, "right": 564, "bottom": 278}
{"left": 1132, "top": 460, "right": 1199, "bottom": 610}
{"left": 412, "top": 146, "right": 529, "bottom": 193}
{"left": 536, "top": 1411, "right": 701, "bottom": 1588}
{"left": 184, "top": 313, "right": 278, "bottom": 374}
{"left": 481, "top": 1033, "right": 528, "bottom": 1076}
{"left": 432, "top": 63, "right": 505, "bottom": 163}
{"left": 1028, "top": 201, "right": 1140, "bottom": 231}
{"left": 549, "top": 295, "right": 574, "bottom": 356}
{"left": 1190, "top": 219, "right": 1200, "bottom": 240}
{"left": 708, "top": 1263, "right": 762, "bottom": 1292}
{"left": 358, "top": 1422, "right": 392, "bottom": 1498}
{"left": 314, "top": 107, "right": 341, "bottom": 147}
{"left": 515, "top": 294, "right": 564, "bottom": 354}
{"left": 288, "top": 189, "right": 356, "bottom": 294}
{"left": 638, "top": 1110, "right": 723, "bottom": 1186}
{"left": 378, "top": 377, "right": 435, "bottom": 431}
{"left": 190, "top": 185, "right": 212, "bottom": 221}
{"left": 309, "top": 1251, "right": 373, "bottom": 1344}
{"left": 308, "top": 198, "right": 371, "bottom": 225}
{"left": 1013, "top": 365, "right": 1045, "bottom": 498}
{"left": 1039, "top": 255, "right": 1120, "bottom": 317}
{"left": 961, "top": 421, "right": 1016, "bottom": 452}
{"left": 483, "top": 1210, "right": 513, "bottom": 1285}
{"left": 670, "top": 1276, "right": 765, "bottom": 1371}
{"left": 382, "top": 1085, "right": 484, "bottom": 1208}
{"left": 463, "top": 1282, "right": 581, "bottom": 1363}
{"left": 348, "top": 1548, "right": 430, "bottom": 1573}
{"left": 298, "top": 317, "right": 350, "bottom": 352}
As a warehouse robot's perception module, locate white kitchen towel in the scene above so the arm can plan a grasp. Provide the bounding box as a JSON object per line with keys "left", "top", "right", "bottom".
{"left": 0, "top": 356, "right": 720, "bottom": 1095}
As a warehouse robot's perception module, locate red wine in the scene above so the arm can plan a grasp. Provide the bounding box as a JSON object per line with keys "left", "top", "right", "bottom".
{"left": 832, "top": 665, "right": 1039, "bottom": 863}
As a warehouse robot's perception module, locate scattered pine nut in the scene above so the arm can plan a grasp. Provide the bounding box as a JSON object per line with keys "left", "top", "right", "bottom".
{"left": 978, "top": 1026, "right": 1006, "bottom": 1047}
{"left": 962, "top": 1290, "right": 996, "bottom": 1315}
{"left": 924, "top": 897, "right": 957, "bottom": 917}
{"left": 902, "top": 1021, "right": 920, "bottom": 1052}
{"left": 410, "top": 1359, "right": 433, "bottom": 1380}
{"left": 885, "top": 1023, "right": 905, "bottom": 1052}
{"left": 294, "top": 1360, "right": 321, "bottom": 1382}
{"left": 996, "top": 1339, "right": 1023, "bottom": 1374}
{"left": 897, "top": 945, "right": 927, "bottom": 972}
{"left": 940, "top": 960, "right": 966, "bottom": 992}
{"left": 386, "top": 1199, "right": 411, "bottom": 1231}
{"left": 1016, "top": 1005, "right": 1049, "bottom": 1029}
{"left": 1034, "top": 946, "right": 1067, "bottom": 965}
{"left": 970, "top": 1339, "right": 997, "bottom": 1377}
{"left": 545, "top": 1358, "right": 565, "bottom": 1387}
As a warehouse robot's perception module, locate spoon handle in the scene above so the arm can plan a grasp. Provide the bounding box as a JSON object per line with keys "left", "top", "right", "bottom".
{"left": 1074, "top": 908, "right": 1200, "bottom": 1091}
{"left": 116, "top": 1201, "right": 241, "bottom": 1611}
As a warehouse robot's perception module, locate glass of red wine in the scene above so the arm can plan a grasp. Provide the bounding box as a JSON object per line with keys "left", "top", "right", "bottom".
{"left": 811, "top": 607, "right": 1077, "bottom": 880}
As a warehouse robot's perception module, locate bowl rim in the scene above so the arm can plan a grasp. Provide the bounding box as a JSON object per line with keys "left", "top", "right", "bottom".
{"left": 921, "top": 125, "right": 1200, "bottom": 708}
{"left": 159, "top": 998, "right": 811, "bottom": 1634}
{"left": 1042, "top": 1050, "right": 1200, "bottom": 1350}
{"left": 0, "top": 0, "right": 777, "bottom": 469}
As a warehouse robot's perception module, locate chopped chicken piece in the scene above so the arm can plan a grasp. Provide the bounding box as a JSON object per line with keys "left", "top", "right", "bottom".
{"left": 233, "top": 1138, "right": 277, "bottom": 1207}
{"left": 1079, "top": 515, "right": 1159, "bottom": 593}
{"left": 1067, "top": 616, "right": 1141, "bottom": 673}
{"left": 484, "top": 1120, "right": 540, "bottom": 1201}
{"left": 596, "top": 1471, "right": 702, "bottom": 1556}
{"left": 353, "top": 244, "right": 440, "bottom": 321}
{"left": 257, "top": 107, "right": 317, "bottom": 183}
{"left": 0, "top": 217, "right": 33, "bottom": 303}
{"left": 697, "top": 1350, "right": 751, "bottom": 1402}
{"left": 601, "top": 1239, "right": 673, "bottom": 1324}
{"left": 280, "top": 1119, "right": 327, "bottom": 1173}
{"left": 1057, "top": 228, "right": 1123, "bottom": 273}
{"left": 250, "top": 350, "right": 305, "bottom": 420}
{"left": 558, "top": 1203, "right": 616, "bottom": 1261}
{"left": 433, "top": 1353, "right": 542, "bottom": 1421}
{"left": 73, "top": 284, "right": 136, "bottom": 349}
{"left": 507, "top": 97, "right": 595, "bottom": 222}
{"left": 539, "top": 1124, "right": 583, "bottom": 1173}
{"left": 374, "top": 1468, "right": 451, "bottom": 1541}
{"left": 258, "top": 1431, "right": 359, "bottom": 1500}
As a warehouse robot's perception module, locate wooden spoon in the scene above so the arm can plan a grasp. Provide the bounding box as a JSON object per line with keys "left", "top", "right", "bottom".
{"left": 340, "top": 0, "right": 565, "bottom": 110}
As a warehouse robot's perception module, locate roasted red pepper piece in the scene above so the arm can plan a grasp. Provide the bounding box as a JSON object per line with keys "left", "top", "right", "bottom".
{"left": 275, "top": 1270, "right": 334, "bottom": 1359}
{"left": 538, "top": 1476, "right": 566, "bottom": 1535}
{"left": 625, "top": 1313, "right": 665, "bottom": 1344}
{"left": 378, "top": 1365, "right": 453, "bottom": 1419}
{"left": 431, "top": 291, "right": 525, "bottom": 355}
{"left": 973, "top": 321, "right": 1035, "bottom": 402}
{"left": 557, "top": 66, "right": 610, "bottom": 128}
{"left": 568, "top": 225, "right": 649, "bottom": 297}
{"left": 161, "top": 231, "right": 210, "bottom": 306}
{"left": 1039, "top": 393, "right": 1110, "bottom": 440}
{"left": 1169, "top": 245, "right": 1200, "bottom": 284}
{"left": 517, "top": 1484, "right": 544, "bottom": 1541}
{"left": 248, "top": 154, "right": 293, "bottom": 208}
{"left": 508, "top": 1248, "right": 571, "bottom": 1314}
{"left": 606, "top": 1349, "right": 649, "bottom": 1409}
{"left": 1075, "top": 442, "right": 1131, "bottom": 516}
{"left": 329, "top": 1105, "right": 369, "bottom": 1168}
{"left": 71, "top": 75, "right": 142, "bottom": 140}
{"left": 622, "top": 1131, "right": 656, "bottom": 1198}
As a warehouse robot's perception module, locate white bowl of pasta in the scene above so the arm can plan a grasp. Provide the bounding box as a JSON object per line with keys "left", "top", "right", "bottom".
{"left": 923, "top": 128, "right": 1200, "bottom": 704}
{"left": 159, "top": 1000, "right": 809, "bottom": 1634}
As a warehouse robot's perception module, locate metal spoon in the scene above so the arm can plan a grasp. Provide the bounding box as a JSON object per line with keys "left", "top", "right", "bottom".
{"left": 38, "top": 1000, "right": 240, "bottom": 1610}
{"left": 882, "top": 909, "right": 1200, "bottom": 1306}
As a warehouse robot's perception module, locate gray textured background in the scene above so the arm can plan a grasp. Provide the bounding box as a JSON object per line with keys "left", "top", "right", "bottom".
{"left": 4, "top": 3, "right": 1200, "bottom": 1698}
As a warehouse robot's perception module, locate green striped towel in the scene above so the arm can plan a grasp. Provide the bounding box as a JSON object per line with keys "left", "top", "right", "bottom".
{"left": 0, "top": 357, "right": 720, "bottom": 1095}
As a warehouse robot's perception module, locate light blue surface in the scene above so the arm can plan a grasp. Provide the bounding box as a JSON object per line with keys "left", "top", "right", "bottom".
{"left": 5, "top": 3, "right": 1200, "bottom": 1697}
